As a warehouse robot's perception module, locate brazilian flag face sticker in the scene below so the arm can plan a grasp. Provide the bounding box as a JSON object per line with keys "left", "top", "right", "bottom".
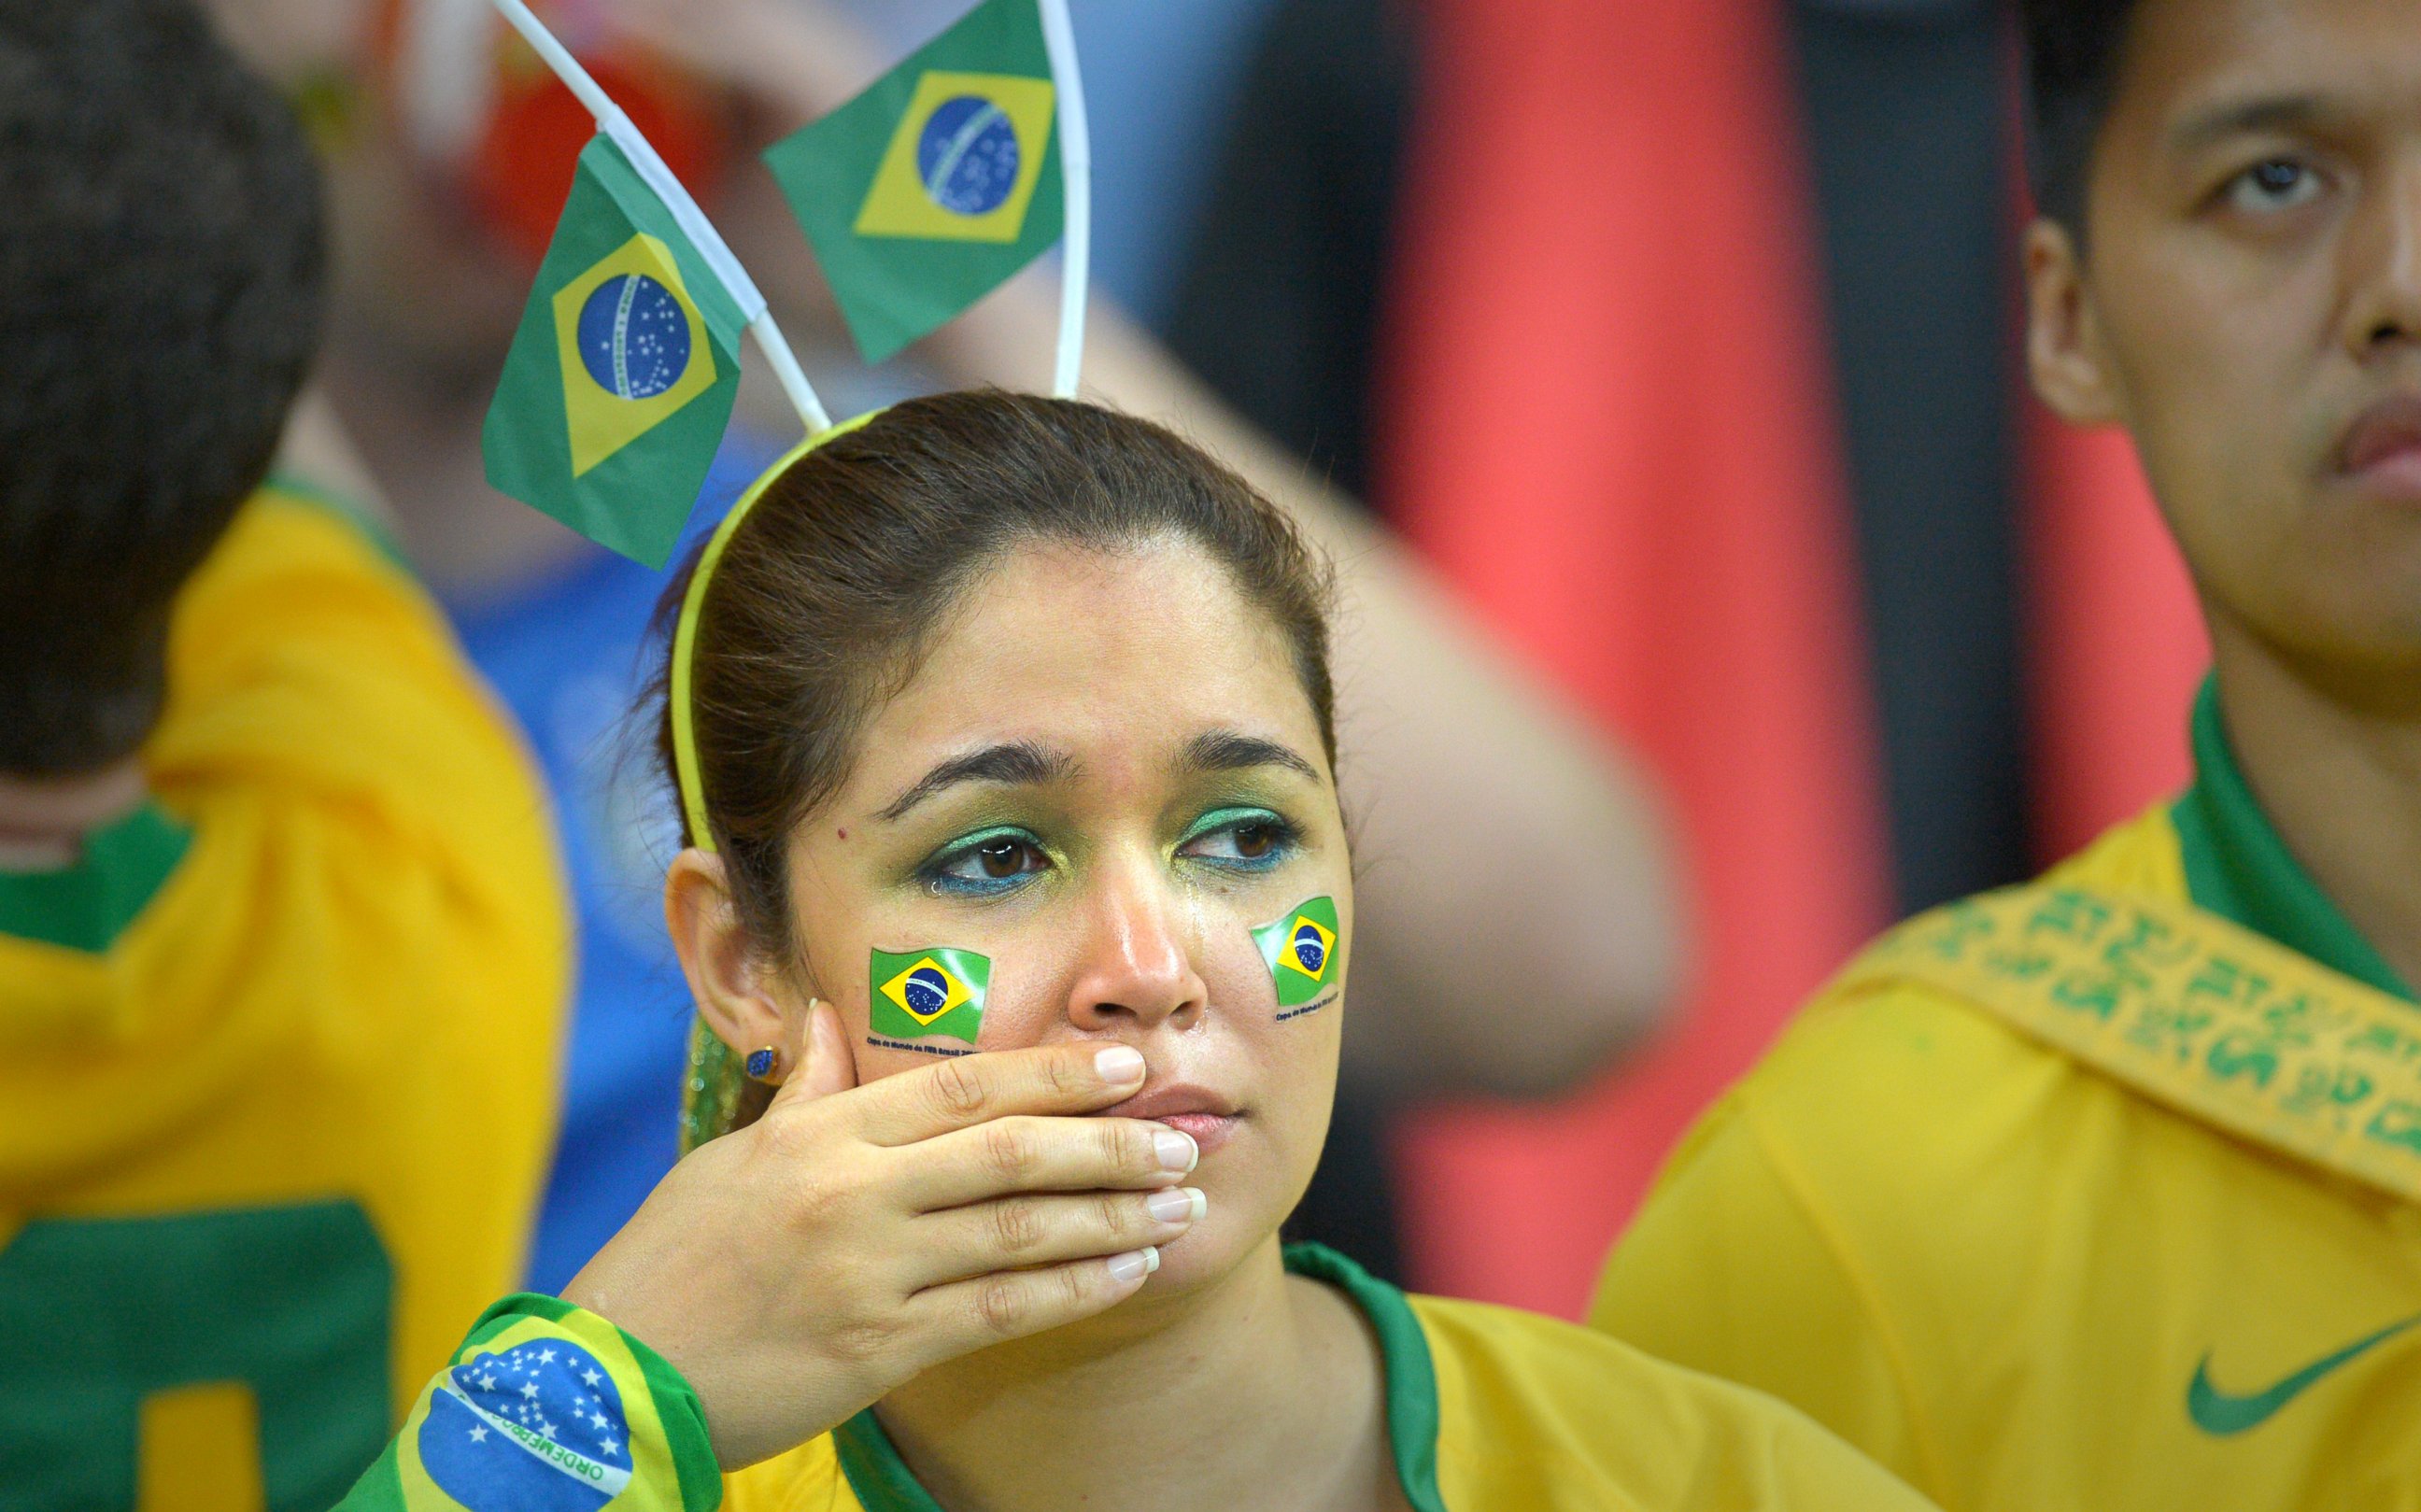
{"left": 871, "top": 946, "right": 991, "bottom": 1042}
{"left": 853, "top": 70, "right": 1056, "bottom": 244}
{"left": 1253, "top": 897, "right": 1342, "bottom": 1012}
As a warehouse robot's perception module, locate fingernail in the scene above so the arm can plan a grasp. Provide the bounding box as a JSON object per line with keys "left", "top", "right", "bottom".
{"left": 1152, "top": 1128, "right": 1199, "bottom": 1173}
{"left": 1147, "top": 1186, "right": 1206, "bottom": 1223}
{"left": 1108, "top": 1246, "right": 1158, "bottom": 1284}
{"left": 1095, "top": 1045, "right": 1145, "bottom": 1083}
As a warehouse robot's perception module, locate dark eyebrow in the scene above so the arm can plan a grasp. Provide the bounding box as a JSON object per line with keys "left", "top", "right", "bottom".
{"left": 877, "top": 742, "right": 1078, "bottom": 822}
{"left": 2169, "top": 93, "right": 2328, "bottom": 155}
{"left": 1178, "top": 729, "right": 1324, "bottom": 785}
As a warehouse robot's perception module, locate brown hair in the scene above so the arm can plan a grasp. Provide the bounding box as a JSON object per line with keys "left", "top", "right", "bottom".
{"left": 653, "top": 390, "right": 1339, "bottom": 965}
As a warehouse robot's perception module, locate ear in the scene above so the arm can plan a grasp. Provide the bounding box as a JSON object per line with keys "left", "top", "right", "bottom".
{"left": 665, "top": 848, "right": 808, "bottom": 1074}
{"left": 2024, "top": 217, "right": 2125, "bottom": 426}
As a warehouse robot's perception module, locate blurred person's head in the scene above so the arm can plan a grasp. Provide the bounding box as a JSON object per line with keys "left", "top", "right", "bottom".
{"left": 661, "top": 392, "right": 1351, "bottom": 1296}
{"left": 205, "top": 0, "right": 728, "bottom": 389}
{"left": 0, "top": 0, "right": 324, "bottom": 777}
{"left": 2021, "top": 0, "right": 2421, "bottom": 681}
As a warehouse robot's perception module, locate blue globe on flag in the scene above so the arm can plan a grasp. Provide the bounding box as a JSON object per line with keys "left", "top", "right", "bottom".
{"left": 575, "top": 273, "right": 692, "bottom": 401}
{"left": 417, "top": 1336, "right": 633, "bottom": 1510}
{"left": 915, "top": 95, "right": 1021, "bottom": 216}
{"left": 1291, "top": 923, "right": 1327, "bottom": 978}
{"left": 904, "top": 965, "right": 954, "bottom": 1017}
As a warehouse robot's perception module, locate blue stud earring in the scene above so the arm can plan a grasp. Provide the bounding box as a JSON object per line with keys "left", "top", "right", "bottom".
{"left": 744, "top": 1046, "right": 780, "bottom": 1082}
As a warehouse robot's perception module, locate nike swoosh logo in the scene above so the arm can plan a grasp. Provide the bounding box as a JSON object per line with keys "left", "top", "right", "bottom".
{"left": 2187, "top": 1310, "right": 2421, "bottom": 1435}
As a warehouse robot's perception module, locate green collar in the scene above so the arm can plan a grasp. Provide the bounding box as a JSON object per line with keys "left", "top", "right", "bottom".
{"left": 2172, "top": 677, "right": 2414, "bottom": 1003}
{"left": 0, "top": 800, "right": 191, "bottom": 954}
{"left": 832, "top": 1242, "right": 1447, "bottom": 1512}
{"left": 262, "top": 470, "right": 414, "bottom": 575}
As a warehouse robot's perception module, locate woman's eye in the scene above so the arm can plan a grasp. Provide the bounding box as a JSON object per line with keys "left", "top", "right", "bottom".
{"left": 930, "top": 835, "right": 1049, "bottom": 892}
{"left": 1178, "top": 815, "right": 1294, "bottom": 867}
{"left": 2225, "top": 158, "right": 2324, "bottom": 215}
{"left": 977, "top": 840, "right": 1024, "bottom": 877}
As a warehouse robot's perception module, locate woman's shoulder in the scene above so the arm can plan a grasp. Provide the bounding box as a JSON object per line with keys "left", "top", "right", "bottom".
{"left": 1406, "top": 1293, "right": 1940, "bottom": 1510}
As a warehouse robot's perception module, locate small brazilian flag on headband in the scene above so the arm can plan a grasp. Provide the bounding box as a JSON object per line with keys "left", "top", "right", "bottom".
{"left": 482, "top": 134, "right": 744, "bottom": 569}
{"left": 762, "top": 0, "right": 1061, "bottom": 364}
{"left": 872, "top": 946, "right": 992, "bottom": 1042}
{"left": 1254, "top": 897, "right": 1341, "bottom": 1011}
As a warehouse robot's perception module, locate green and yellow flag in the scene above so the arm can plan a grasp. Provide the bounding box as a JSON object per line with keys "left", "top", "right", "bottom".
{"left": 1254, "top": 897, "right": 1342, "bottom": 1013}
{"left": 762, "top": 0, "right": 1062, "bottom": 364}
{"left": 871, "top": 946, "right": 991, "bottom": 1043}
{"left": 482, "top": 134, "right": 744, "bottom": 569}
{"left": 333, "top": 1293, "right": 720, "bottom": 1510}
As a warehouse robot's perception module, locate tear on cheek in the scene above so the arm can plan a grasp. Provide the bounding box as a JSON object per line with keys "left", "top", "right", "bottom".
{"left": 1250, "top": 897, "right": 1342, "bottom": 1019}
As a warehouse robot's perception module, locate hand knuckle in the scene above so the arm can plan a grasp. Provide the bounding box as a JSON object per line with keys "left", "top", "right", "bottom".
{"left": 931, "top": 1058, "right": 991, "bottom": 1120}
{"left": 973, "top": 1277, "right": 1028, "bottom": 1336}
{"left": 1098, "top": 1194, "right": 1137, "bottom": 1239}
{"left": 829, "top": 1315, "right": 897, "bottom": 1365}
{"left": 990, "top": 1198, "right": 1045, "bottom": 1255}
{"left": 788, "top": 1175, "right": 846, "bottom": 1229}
{"left": 758, "top": 1109, "right": 821, "bottom": 1166}
{"left": 1040, "top": 1052, "right": 1078, "bottom": 1097}
{"left": 981, "top": 1120, "right": 1039, "bottom": 1183}
{"left": 1056, "top": 1263, "right": 1093, "bottom": 1309}
{"left": 1098, "top": 1120, "right": 1141, "bottom": 1173}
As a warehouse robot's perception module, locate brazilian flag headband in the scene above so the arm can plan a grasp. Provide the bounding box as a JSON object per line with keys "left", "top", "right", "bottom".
{"left": 672, "top": 410, "right": 879, "bottom": 1153}
{"left": 477, "top": 0, "right": 1092, "bottom": 568}
{"left": 477, "top": 0, "right": 1095, "bottom": 1149}
{"left": 667, "top": 408, "right": 880, "bottom": 857}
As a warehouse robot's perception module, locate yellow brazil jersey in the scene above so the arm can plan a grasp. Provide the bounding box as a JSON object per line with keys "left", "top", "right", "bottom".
{"left": 1593, "top": 679, "right": 2421, "bottom": 1512}
{"left": 342, "top": 1244, "right": 1936, "bottom": 1510}
{"left": 0, "top": 483, "right": 570, "bottom": 1509}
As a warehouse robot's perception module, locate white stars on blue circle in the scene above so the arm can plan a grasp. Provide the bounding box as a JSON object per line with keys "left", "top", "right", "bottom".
{"left": 576, "top": 274, "right": 692, "bottom": 401}
{"left": 1291, "top": 923, "right": 1327, "bottom": 977}
{"left": 915, "top": 95, "right": 1021, "bottom": 216}
{"left": 418, "top": 1336, "right": 632, "bottom": 1509}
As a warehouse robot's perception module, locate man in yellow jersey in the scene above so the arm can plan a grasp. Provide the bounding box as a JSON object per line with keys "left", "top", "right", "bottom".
{"left": 0, "top": 3, "right": 569, "bottom": 1506}
{"left": 1592, "top": 0, "right": 2421, "bottom": 1506}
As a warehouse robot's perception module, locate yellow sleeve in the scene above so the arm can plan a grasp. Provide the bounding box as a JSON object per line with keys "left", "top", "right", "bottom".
{"left": 1590, "top": 1086, "right": 1949, "bottom": 1503}
{"left": 1417, "top": 1292, "right": 1942, "bottom": 1510}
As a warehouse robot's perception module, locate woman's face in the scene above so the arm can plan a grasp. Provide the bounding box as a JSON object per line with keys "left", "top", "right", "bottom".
{"left": 782, "top": 537, "right": 1352, "bottom": 1290}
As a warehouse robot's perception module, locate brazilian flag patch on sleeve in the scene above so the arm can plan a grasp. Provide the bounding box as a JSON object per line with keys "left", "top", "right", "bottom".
{"left": 1253, "top": 897, "right": 1342, "bottom": 1012}
{"left": 387, "top": 1295, "right": 716, "bottom": 1511}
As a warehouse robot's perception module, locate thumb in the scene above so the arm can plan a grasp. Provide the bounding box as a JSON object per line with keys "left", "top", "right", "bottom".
{"left": 767, "top": 998, "right": 857, "bottom": 1109}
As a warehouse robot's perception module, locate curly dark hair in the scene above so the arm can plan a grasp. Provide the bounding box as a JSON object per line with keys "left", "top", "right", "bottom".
{"left": 0, "top": 0, "right": 325, "bottom": 774}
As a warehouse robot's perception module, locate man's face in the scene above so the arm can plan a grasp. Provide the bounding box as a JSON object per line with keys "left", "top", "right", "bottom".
{"left": 2027, "top": 0, "right": 2421, "bottom": 673}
